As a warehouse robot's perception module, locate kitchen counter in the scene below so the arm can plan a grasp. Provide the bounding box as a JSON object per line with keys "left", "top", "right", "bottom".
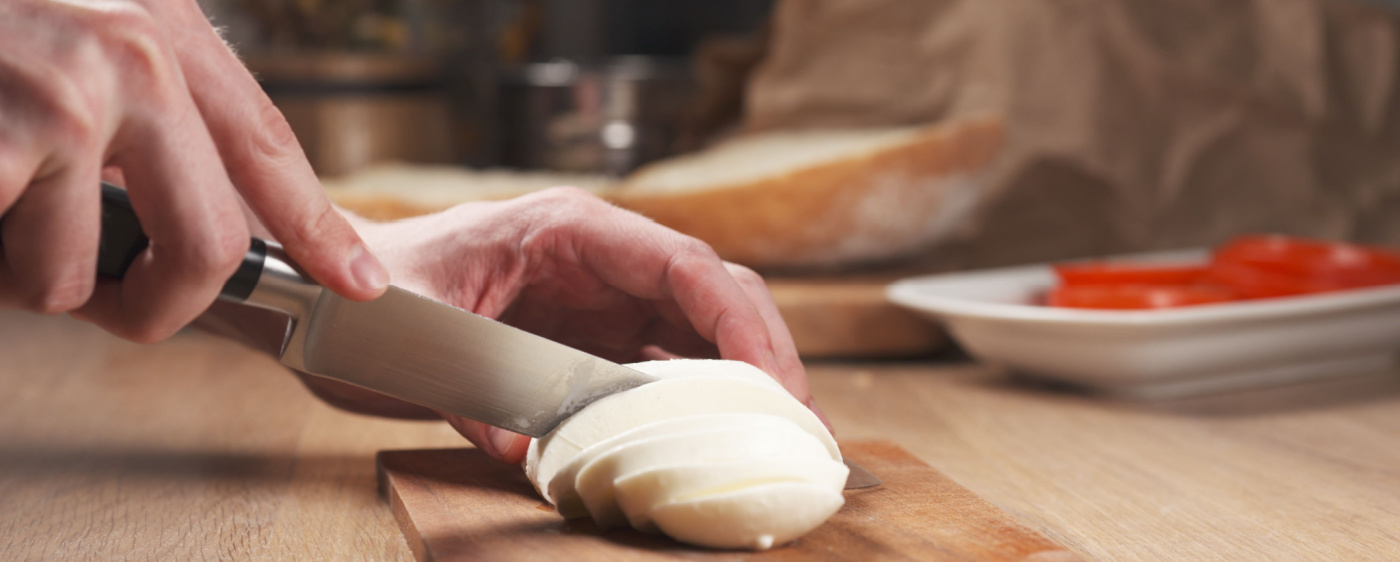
{"left": 2, "top": 310, "right": 1398, "bottom": 560}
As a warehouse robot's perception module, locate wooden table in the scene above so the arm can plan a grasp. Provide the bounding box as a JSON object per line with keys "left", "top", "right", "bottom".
{"left": 3, "top": 310, "right": 1399, "bottom": 560}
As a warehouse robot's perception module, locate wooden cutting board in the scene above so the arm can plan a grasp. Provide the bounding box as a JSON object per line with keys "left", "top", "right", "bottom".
{"left": 768, "top": 282, "right": 945, "bottom": 359}
{"left": 377, "top": 440, "right": 1079, "bottom": 561}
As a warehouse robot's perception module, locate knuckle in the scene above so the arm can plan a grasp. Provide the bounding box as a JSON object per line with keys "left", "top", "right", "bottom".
{"left": 243, "top": 101, "right": 302, "bottom": 165}
{"left": 282, "top": 204, "right": 345, "bottom": 250}
{"left": 208, "top": 227, "right": 251, "bottom": 276}
{"left": 171, "top": 220, "right": 247, "bottom": 281}
{"left": 725, "top": 263, "right": 766, "bottom": 288}
{"left": 674, "top": 235, "right": 720, "bottom": 262}
{"left": 514, "top": 186, "right": 604, "bottom": 247}
{"left": 28, "top": 77, "right": 106, "bottom": 155}
{"left": 531, "top": 185, "right": 603, "bottom": 211}
{"left": 664, "top": 236, "right": 722, "bottom": 281}
{"left": 98, "top": 6, "right": 182, "bottom": 107}
{"left": 41, "top": 92, "right": 103, "bottom": 153}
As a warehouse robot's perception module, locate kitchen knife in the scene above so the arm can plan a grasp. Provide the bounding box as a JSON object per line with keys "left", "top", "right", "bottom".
{"left": 92, "top": 182, "right": 657, "bottom": 438}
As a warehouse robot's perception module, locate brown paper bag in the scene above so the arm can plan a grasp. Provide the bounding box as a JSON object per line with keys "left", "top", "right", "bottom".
{"left": 746, "top": 0, "right": 1400, "bottom": 269}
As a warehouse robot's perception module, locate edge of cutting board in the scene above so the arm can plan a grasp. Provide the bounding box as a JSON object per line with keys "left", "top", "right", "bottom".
{"left": 768, "top": 281, "right": 946, "bottom": 359}
{"left": 376, "top": 440, "right": 1080, "bottom": 561}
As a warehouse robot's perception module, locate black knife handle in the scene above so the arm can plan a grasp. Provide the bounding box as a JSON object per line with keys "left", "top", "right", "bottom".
{"left": 96, "top": 181, "right": 267, "bottom": 302}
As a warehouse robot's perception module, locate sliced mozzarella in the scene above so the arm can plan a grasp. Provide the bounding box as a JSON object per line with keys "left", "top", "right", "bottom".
{"left": 548, "top": 413, "right": 795, "bottom": 519}
{"left": 649, "top": 482, "right": 846, "bottom": 550}
{"left": 523, "top": 359, "right": 847, "bottom": 551}
{"left": 525, "top": 361, "right": 839, "bottom": 502}
{"left": 613, "top": 458, "right": 849, "bottom": 533}
{"left": 571, "top": 421, "right": 830, "bottom": 528}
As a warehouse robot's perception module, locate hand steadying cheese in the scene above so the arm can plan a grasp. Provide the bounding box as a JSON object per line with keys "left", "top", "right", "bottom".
{"left": 528, "top": 359, "right": 847, "bottom": 550}
{"left": 198, "top": 188, "right": 829, "bottom": 461}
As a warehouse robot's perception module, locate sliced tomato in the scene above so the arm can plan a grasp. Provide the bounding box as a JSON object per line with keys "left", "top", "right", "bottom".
{"left": 1201, "top": 261, "right": 1316, "bottom": 299}
{"left": 1053, "top": 262, "right": 1207, "bottom": 286}
{"left": 1210, "top": 235, "right": 1400, "bottom": 296}
{"left": 1047, "top": 285, "right": 1237, "bottom": 310}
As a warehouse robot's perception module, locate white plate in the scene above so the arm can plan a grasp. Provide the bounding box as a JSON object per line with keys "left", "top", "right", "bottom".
{"left": 887, "top": 250, "right": 1400, "bottom": 399}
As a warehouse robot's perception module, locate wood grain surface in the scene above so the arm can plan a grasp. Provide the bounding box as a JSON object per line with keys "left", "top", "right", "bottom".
{"left": 377, "top": 442, "right": 1077, "bottom": 561}
{"left": 4, "top": 311, "right": 1400, "bottom": 560}
{"left": 767, "top": 281, "right": 945, "bottom": 359}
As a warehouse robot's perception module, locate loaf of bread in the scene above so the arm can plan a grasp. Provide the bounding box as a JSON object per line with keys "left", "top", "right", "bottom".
{"left": 613, "top": 116, "right": 1003, "bottom": 268}
{"left": 325, "top": 116, "right": 1001, "bottom": 269}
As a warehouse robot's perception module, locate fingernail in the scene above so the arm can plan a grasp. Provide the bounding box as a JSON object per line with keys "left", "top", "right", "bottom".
{"left": 489, "top": 428, "right": 519, "bottom": 458}
{"left": 807, "top": 397, "right": 835, "bottom": 434}
{"left": 350, "top": 246, "right": 390, "bottom": 292}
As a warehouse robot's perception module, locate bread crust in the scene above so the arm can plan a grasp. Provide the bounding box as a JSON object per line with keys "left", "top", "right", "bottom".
{"left": 328, "top": 117, "right": 1003, "bottom": 269}
{"left": 613, "top": 116, "right": 1004, "bottom": 268}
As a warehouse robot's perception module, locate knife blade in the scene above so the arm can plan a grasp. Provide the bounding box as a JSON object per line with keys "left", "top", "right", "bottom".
{"left": 288, "top": 285, "right": 659, "bottom": 437}
{"left": 843, "top": 458, "right": 882, "bottom": 489}
{"left": 92, "top": 182, "right": 656, "bottom": 437}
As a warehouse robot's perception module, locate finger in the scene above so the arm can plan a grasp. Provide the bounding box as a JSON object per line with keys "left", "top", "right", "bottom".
{"left": 0, "top": 133, "right": 59, "bottom": 309}
{"left": 441, "top": 413, "right": 531, "bottom": 463}
{"left": 647, "top": 299, "right": 723, "bottom": 356}
{"left": 76, "top": 93, "right": 251, "bottom": 343}
{"left": 515, "top": 188, "right": 785, "bottom": 379}
{"left": 721, "top": 263, "right": 811, "bottom": 402}
{"left": 0, "top": 158, "right": 101, "bottom": 314}
{"left": 498, "top": 294, "right": 719, "bottom": 363}
{"left": 0, "top": 129, "right": 42, "bottom": 217}
{"left": 639, "top": 345, "right": 684, "bottom": 361}
{"left": 568, "top": 211, "right": 783, "bottom": 376}
{"left": 640, "top": 263, "right": 829, "bottom": 430}
{"left": 163, "top": 11, "right": 387, "bottom": 300}
{"left": 721, "top": 262, "right": 829, "bottom": 430}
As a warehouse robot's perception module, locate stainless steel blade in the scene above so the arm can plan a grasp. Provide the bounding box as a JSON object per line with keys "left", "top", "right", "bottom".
{"left": 282, "top": 286, "right": 657, "bottom": 438}
{"left": 843, "top": 458, "right": 882, "bottom": 490}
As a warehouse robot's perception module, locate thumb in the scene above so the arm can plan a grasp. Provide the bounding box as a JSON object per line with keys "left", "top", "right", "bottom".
{"left": 441, "top": 412, "right": 532, "bottom": 463}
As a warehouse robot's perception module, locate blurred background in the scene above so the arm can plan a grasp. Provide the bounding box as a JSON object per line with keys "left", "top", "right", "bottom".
{"left": 200, "top": 0, "right": 772, "bottom": 176}
{"left": 200, "top": 0, "right": 1400, "bottom": 275}
{"left": 196, "top": 0, "right": 1400, "bottom": 358}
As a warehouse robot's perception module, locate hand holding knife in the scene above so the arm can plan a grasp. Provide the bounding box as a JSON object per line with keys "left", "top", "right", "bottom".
{"left": 95, "top": 181, "right": 656, "bottom": 438}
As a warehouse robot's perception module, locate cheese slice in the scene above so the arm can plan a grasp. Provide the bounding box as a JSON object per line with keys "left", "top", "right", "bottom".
{"left": 613, "top": 458, "right": 849, "bottom": 533}
{"left": 524, "top": 360, "right": 840, "bottom": 503}
{"left": 548, "top": 412, "right": 796, "bottom": 519}
{"left": 649, "top": 482, "right": 846, "bottom": 550}
{"left": 571, "top": 419, "right": 831, "bottom": 528}
{"left": 523, "top": 359, "right": 848, "bottom": 551}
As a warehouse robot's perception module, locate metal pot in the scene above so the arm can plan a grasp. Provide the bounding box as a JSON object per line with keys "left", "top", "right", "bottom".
{"left": 251, "top": 53, "right": 459, "bottom": 178}
{"left": 496, "top": 57, "right": 695, "bottom": 176}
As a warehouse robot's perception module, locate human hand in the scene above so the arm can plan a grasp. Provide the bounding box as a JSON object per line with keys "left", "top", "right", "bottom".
{"left": 0, "top": 0, "right": 387, "bottom": 343}
{"left": 298, "top": 188, "right": 826, "bottom": 462}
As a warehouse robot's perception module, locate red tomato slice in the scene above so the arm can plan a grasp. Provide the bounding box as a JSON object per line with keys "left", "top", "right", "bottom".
{"left": 1215, "top": 235, "right": 1400, "bottom": 276}
{"left": 1047, "top": 285, "right": 1237, "bottom": 310}
{"left": 1211, "top": 235, "right": 1400, "bottom": 296}
{"left": 1201, "top": 261, "right": 1316, "bottom": 299}
{"left": 1054, "top": 263, "right": 1207, "bottom": 286}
